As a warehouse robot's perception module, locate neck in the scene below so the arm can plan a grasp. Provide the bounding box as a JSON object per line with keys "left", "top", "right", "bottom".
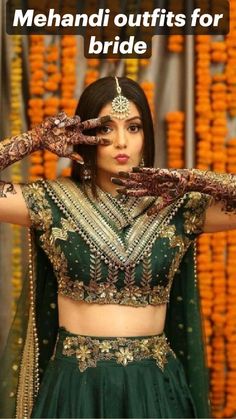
{"left": 96, "top": 170, "right": 119, "bottom": 197}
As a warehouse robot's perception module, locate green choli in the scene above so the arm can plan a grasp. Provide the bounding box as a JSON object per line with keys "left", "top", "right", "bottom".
{"left": 20, "top": 177, "right": 212, "bottom": 307}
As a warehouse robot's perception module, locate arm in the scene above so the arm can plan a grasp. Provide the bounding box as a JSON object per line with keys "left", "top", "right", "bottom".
{"left": 0, "top": 111, "right": 111, "bottom": 227}
{"left": 202, "top": 199, "right": 236, "bottom": 233}
{"left": 0, "top": 112, "right": 72, "bottom": 227}
{"left": 112, "top": 167, "right": 236, "bottom": 233}
{"left": 186, "top": 169, "right": 236, "bottom": 233}
{"left": 0, "top": 181, "right": 31, "bottom": 227}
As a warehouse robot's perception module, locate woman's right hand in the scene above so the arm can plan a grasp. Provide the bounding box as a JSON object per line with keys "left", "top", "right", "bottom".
{"left": 35, "top": 111, "right": 112, "bottom": 164}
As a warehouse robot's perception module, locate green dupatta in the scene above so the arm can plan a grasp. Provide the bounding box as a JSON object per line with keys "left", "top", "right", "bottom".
{"left": 0, "top": 228, "right": 211, "bottom": 418}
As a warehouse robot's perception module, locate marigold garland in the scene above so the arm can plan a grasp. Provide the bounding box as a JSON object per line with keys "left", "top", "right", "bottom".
{"left": 195, "top": 2, "right": 236, "bottom": 414}
{"left": 165, "top": 111, "right": 185, "bottom": 168}
{"left": 43, "top": 41, "right": 60, "bottom": 180}
{"left": 60, "top": 35, "right": 77, "bottom": 178}
{"left": 9, "top": 34, "right": 23, "bottom": 320}
{"left": 28, "top": 35, "right": 45, "bottom": 181}
{"left": 168, "top": 35, "right": 184, "bottom": 53}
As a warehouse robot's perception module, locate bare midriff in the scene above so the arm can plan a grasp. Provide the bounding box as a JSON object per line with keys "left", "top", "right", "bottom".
{"left": 58, "top": 294, "right": 167, "bottom": 337}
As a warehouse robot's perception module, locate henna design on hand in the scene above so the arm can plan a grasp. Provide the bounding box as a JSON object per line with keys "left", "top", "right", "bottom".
{"left": 0, "top": 111, "right": 112, "bottom": 171}
{"left": 112, "top": 166, "right": 236, "bottom": 216}
{"left": 111, "top": 167, "right": 190, "bottom": 214}
{"left": 0, "top": 181, "right": 17, "bottom": 198}
{"left": 37, "top": 111, "right": 112, "bottom": 164}
{"left": 0, "top": 130, "right": 42, "bottom": 171}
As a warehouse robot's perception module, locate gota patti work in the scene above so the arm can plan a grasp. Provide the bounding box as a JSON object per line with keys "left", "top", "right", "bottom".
{"left": 0, "top": 177, "right": 213, "bottom": 418}
{"left": 20, "top": 177, "right": 211, "bottom": 307}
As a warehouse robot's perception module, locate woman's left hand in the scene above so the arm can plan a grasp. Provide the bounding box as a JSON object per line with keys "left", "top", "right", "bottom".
{"left": 111, "top": 167, "right": 191, "bottom": 215}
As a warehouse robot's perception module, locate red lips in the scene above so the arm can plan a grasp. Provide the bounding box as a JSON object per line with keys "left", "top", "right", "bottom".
{"left": 114, "top": 154, "right": 129, "bottom": 159}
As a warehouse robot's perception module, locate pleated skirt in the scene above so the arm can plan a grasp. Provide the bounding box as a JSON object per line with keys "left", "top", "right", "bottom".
{"left": 31, "top": 326, "right": 197, "bottom": 418}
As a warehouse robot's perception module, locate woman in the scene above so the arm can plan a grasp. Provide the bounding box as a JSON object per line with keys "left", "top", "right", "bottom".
{"left": 0, "top": 76, "right": 236, "bottom": 419}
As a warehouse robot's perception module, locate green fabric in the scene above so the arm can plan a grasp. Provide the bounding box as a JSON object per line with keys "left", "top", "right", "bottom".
{"left": 0, "top": 180, "right": 211, "bottom": 418}
{"left": 165, "top": 242, "right": 211, "bottom": 417}
{"left": 30, "top": 327, "right": 196, "bottom": 418}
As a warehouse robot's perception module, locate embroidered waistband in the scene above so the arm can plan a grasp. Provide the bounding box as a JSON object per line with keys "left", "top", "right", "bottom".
{"left": 56, "top": 327, "right": 175, "bottom": 372}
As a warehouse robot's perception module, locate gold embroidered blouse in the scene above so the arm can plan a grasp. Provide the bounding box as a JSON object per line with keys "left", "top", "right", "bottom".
{"left": 20, "top": 177, "right": 213, "bottom": 307}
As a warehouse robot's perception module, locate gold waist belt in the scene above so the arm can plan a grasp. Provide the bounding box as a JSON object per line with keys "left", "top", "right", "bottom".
{"left": 60, "top": 331, "right": 175, "bottom": 372}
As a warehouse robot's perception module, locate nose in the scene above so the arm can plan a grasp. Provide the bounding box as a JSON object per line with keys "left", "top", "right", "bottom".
{"left": 113, "top": 127, "right": 127, "bottom": 149}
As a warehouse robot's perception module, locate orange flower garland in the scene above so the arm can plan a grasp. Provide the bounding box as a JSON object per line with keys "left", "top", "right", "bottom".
{"left": 195, "top": 35, "right": 214, "bottom": 390}
{"left": 84, "top": 59, "right": 100, "bottom": 87}
{"left": 168, "top": 35, "right": 184, "bottom": 53}
{"left": 43, "top": 41, "right": 60, "bottom": 180}
{"left": 226, "top": 1, "right": 236, "bottom": 117}
{"left": 60, "top": 35, "right": 77, "bottom": 115}
{"left": 126, "top": 59, "right": 139, "bottom": 81}
{"left": 59, "top": 35, "right": 77, "bottom": 178}
{"left": 28, "top": 35, "right": 45, "bottom": 181}
{"left": 195, "top": 5, "right": 236, "bottom": 414}
{"left": 223, "top": 137, "right": 236, "bottom": 417}
{"left": 195, "top": 35, "right": 212, "bottom": 169}
{"left": 10, "top": 34, "right": 23, "bottom": 317}
{"left": 140, "top": 80, "right": 155, "bottom": 118}
{"left": 165, "top": 111, "right": 185, "bottom": 168}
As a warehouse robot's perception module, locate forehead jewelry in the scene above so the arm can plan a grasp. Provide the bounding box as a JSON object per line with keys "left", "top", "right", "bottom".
{"left": 111, "top": 77, "right": 130, "bottom": 120}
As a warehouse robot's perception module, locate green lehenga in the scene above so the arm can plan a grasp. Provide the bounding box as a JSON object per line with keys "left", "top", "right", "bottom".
{"left": 0, "top": 177, "right": 212, "bottom": 418}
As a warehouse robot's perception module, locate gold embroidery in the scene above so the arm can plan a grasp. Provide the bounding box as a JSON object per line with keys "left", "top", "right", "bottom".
{"left": 40, "top": 230, "right": 72, "bottom": 295}
{"left": 21, "top": 179, "right": 196, "bottom": 307}
{"left": 20, "top": 181, "right": 52, "bottom": 230}
{"left": 86, "top": 183, "right": 154, "bottom": 230}
{"left": 16, "top": 231, "right": 40, "bottom": 418}
{"left": 58, "top": 280, "right": 172, "bottom": 306}
{"left": 39, "top": 179, "right": 193, "bottom": 306}
{"left": 183, "top": 192, "right": 213, "bottom": 235}
{"left": 51, "top": 218, "right": 77, "bottom": 241}
{"left": 62, "top": 333, "right": 175, "bottom": 372}
{"left": 44, "top": 178, "right": 186, "bottom": 268}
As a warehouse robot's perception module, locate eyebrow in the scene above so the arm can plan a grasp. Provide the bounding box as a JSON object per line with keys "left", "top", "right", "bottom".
{"left": 108, "top": 116, "right": 142, "bottom": 122}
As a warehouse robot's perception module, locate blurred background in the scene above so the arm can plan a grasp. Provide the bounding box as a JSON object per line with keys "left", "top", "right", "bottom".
{"left": 1, "top": 0, "right": 236, "bottom": 417}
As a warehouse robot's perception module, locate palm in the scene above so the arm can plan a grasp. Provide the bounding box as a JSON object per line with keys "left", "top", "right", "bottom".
{"left": 112, "top": 167, "right": 190, "bottom": 215}
{"left": 38, "top": 111, "right": 111, "bottom": 163}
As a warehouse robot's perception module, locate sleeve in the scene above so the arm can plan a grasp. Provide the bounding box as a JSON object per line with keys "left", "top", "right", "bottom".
{"left": 19, "top": 179, "right": 53, "bottom": 231}
{"left": 182, "top": 191, "right": 214, "bottom": 240}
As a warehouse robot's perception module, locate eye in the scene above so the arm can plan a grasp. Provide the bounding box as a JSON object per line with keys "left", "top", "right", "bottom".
{"left": 97, "top": 125, "right": 112, "bottom": 134}
{"left": 128, "top": 124, "right": 143, "bottom": 133}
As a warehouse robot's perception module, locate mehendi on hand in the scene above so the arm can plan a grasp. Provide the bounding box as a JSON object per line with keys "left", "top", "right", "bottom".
{"left": 0, "top": 111, "right": 111, "bottom": 171}
{"left": 112, "top": 167, "right": 236, "bottom": 216}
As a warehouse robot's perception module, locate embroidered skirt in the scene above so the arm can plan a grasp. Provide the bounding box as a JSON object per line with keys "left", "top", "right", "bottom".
{"left": 30, "top": 326, "right": 197, "bottom": 418}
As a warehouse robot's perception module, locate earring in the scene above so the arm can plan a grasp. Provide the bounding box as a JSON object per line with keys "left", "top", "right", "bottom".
{"left": 81, "top": 164, "right": 91, "bottom": 180}
{"left": 139, "top": 157, "right": 145, "bottom": 167}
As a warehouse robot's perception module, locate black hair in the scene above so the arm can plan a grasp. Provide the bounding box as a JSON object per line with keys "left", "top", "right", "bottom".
{"left": 71, "top": 76, "right": 155, "bottom": 197}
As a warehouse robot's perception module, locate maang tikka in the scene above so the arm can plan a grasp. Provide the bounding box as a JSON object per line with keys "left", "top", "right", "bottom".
{"left": 111, "top": 77, "right": 130, "bottom": 120}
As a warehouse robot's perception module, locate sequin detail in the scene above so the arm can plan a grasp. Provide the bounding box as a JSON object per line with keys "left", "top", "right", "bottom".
{"left": 62, "top": 332, "right": 175, "bottom": 372}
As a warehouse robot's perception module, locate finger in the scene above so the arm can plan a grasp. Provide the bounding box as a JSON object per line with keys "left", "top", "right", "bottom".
{"left": 132, "top": 167, "right": 161, "bottom": 174}
{"left": 111, "top": 178, "right": 143, "bottom": 188}
{"left": 70, "top": 134, "right": 112, "bottom": 146}
{"left": 79, "top": 115, "right": 111, "bottom": 131}
{"left": 67, "top": 152, "right": 84, "bottom": 165}
{"left": 50, "top": 112, "right": 81, "bottom": 129}
{"left": 118, "top": 171, "right": 150, "bottom": 182}
{"left": 116, "top": 188, "right": 149, "bottom": 197}
{"left": 63, "top": 115, "right": 81, "bottom": 128}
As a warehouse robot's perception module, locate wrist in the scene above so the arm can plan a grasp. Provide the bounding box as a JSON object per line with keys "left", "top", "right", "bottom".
{"left": 31, "top": 125, "right": 45, "bottom": 151}
{"left": 185, "top": 168, "right": 208, "bottom": 193}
